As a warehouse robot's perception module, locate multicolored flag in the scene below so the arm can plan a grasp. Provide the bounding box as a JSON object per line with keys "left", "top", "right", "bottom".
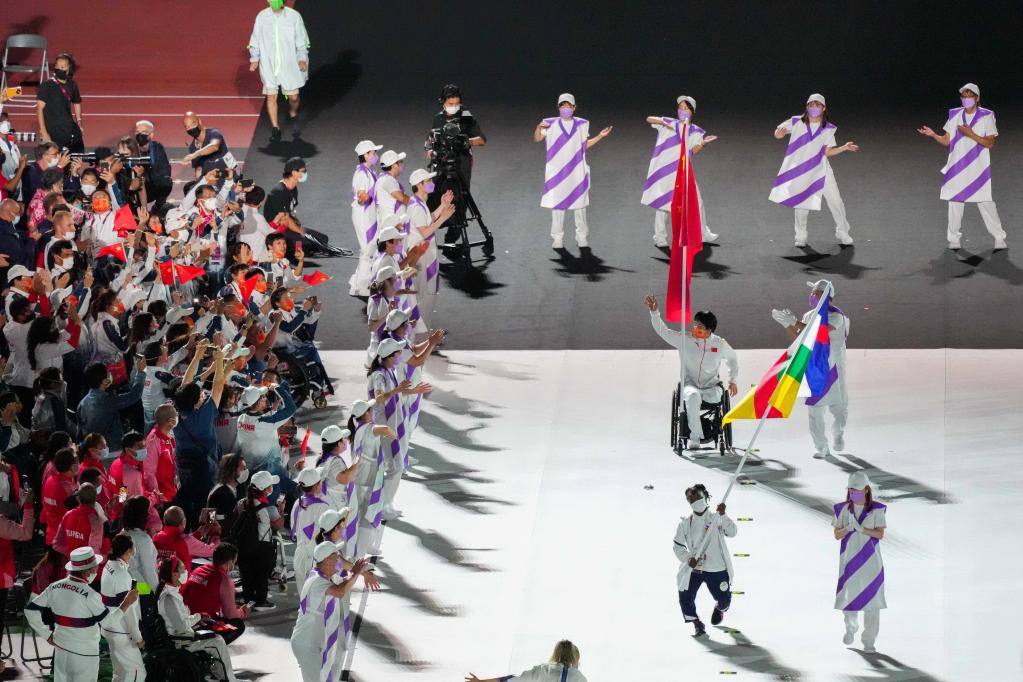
{"left": 665, "top": 122, "right": 703, "bottom": 324}
{"left": 722, "top": 292, "right": 833, "bottom": 424}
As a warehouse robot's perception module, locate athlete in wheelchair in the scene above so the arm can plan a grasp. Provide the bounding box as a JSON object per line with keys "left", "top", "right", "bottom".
{"left": 267, "top": 287, "right": 334, "bottom": 407}
{"left": 644, "top": 295, "right": 739, "bottom": 456}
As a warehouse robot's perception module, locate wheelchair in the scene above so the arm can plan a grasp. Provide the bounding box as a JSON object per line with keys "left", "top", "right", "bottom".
{"left": 274, "top": 348, "right": 331, "bottom": 409}
{"left": 671, "top": 382, "right": 733, "bottom": 455}
{"left": 143, "top": 612, "right": 228, "bottom": 682}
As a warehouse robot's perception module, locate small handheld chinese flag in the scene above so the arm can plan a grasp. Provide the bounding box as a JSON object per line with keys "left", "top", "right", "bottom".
{"left": 239, "top": 274, "right": 259, "bottom": 304}
{"left": 174, "top": 263, "right": 207, "bottom": 284}
{"left": 97, "top": 243, "right": 127, "bottom": 263}
{"left": 157, "top": 260, "right": 175, "bottom": 286}
{"left": 113, "top": 204, "right": 138, "bottom": 238}
{"left": 302, "top": 271, "right": 331, "bottom": 287}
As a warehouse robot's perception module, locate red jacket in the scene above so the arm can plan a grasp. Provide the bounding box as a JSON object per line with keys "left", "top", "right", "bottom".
{"left": 0, "top": 501, "right": 34, "bottom": 588}
{"left": 144, "top": 427, "right": 178, "bottom": 503}
{"left": 53, "top": 503, "right": 109, "bottom": 558}
{"left": 180, "top": 563, "right": 240, "bottom": 618}
{"left": 80, "top": 459, "right": 117, "bottom": 517}
{"left": 41, "top": 472, "right": 76, "bottom": 543}
{"left": 153, "top": 525, "right": 191, "bottom": 568}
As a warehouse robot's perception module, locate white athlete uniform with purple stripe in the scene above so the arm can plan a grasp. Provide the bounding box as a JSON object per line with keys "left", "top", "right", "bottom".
{"left": 371, "top": 367, "right": 408, "bottom": 513}
{"left": 291, "top": 494, "right": 330, "bottom": 581}
{"left": 373, "top": 174, "right": 406, "bottom": 226}
{"left": 407, "top": 196, "right": 439, "bottom": 333}
{"left": 541, "top": 117, "right": 591, "bottom": 245}
{"left": 939, "top": 106, "right": 1006, "bottom": 246}
{"left": 291, "top": 571, "right": 344, "bottom": 682}
{"left": 832, "top": 500, "right": 886, "bottom": 648}
{"left": 770, "top": 115, "right": 852, "bottom": 243}
{"left": 350, "top": 163, "right": 378, "bottom": 248}
{"left": 641, "top": 118, "right": 713, "bottom": 244}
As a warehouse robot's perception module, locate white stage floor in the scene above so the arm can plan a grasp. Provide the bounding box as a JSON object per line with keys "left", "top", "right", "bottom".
{"left": 18, "top": 350, "right": 1017, "bottom": 680}
{"left": 217, "top": 349, "right": 1020, "bottom": 682}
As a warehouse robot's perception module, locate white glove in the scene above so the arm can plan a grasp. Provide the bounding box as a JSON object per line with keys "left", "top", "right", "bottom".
{"left": 771, "top": 308, "right": 797, "bottom": 328}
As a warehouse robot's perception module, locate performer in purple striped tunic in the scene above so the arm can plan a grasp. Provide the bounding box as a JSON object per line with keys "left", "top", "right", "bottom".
{"left": 832, "top": 472, "right": 886, "bottom": 653}
{"left": 348, "top": 140, "right": 382, "bottom": 295}
{"left": 290, "top": 465, "right": 329, "bottom": 582}
{"left": 407, "top": 168, "right": 455, "bottom": 336}
{"left": 642, "top": 95, "right": 719, "bottom": 247}
{"left": 368, "top": 338, "right": 414, "bottom": 520}
{"left": 769, "top": 94, "right": 858, "bottom": 248}
{"left": 350, "top": 399, "right": 392, "bottom": 556}
{"left": 533, "top": 93, "right": 612, "bottom": 249}
{"left": 917, "top": 83, "right": 1006, "bottom": 251}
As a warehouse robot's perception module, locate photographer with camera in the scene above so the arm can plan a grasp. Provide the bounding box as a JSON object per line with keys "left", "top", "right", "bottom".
{"left": 36, "top": 53, "right": 85, "bottom": 154}
{"left": 427, "top": 84, "right": 486, "bottom": 246}
{"left": 134, "top": 120, "right": 173, "bottom": 211}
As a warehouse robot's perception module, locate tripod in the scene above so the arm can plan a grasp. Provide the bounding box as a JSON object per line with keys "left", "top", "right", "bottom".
{"left": 435, "top": 162, "right": 494, "bottom": 265}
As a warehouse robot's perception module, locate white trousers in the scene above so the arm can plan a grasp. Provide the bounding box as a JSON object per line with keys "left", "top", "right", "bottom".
{"left": 682, "top": 385, "right": 715, "bottom": 441}
{"left": 293, "top": 543, "right": 314, "bottom": 586}
{"left": 292, "top": 641, "right": 343, "bottom": 682}
{"left": 794, "top": 164, "right": 851, "bottom": 243}
{"left": 54, "top": 648, "right": 99, "bottom": 682}
{"left": 380, "top": 439, "right": 407, "bottom": 511}
{"left": 653, "top": 186, "right": 712, "bottom": 244}
{"left": 947, "top": 201, "right": 1005, "bottom": 243}
{"left": 844, "top": 609, "right": 880, "bottom": 647}
{"left": 106, "top": 632, "right": 146, "bottom": 682}
{"left": 185, "top": 635, "right": 239, "bottom": 682}
{"left": 416, "top": 288, "right": 437, "bottom": 337}
{"left": 550, "top": 208, "right": 589, "bottom": 244}
{"left": 808, "top": 401, "right": 848, "bottom": 453}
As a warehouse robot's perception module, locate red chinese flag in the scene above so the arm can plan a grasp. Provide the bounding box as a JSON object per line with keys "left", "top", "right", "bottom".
{"left": 157, "top": 260, "right": 175, "bottom": 286}
{"left": 113, "top": 204, "right": 138, "bottom": 238}
{"left": 302, "top": 271, "right": 331, "bottom": 287}
{"left": 239, "top": 274, "right": 259, "bottom": 304}
{"left": 174, "top": 263, "right": 207, "bottom": 284}
{"left": 299, "top": 428, "right": 311, "bottom": 456}
{"left": 665, "top": 122, "right": 704, "bottom": 324}
{"left": 97, "top": 243, "right": 127, "bottom": 263}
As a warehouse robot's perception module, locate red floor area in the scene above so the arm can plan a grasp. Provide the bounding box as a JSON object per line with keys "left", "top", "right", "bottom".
{"left": 1, "top": 1, "right": 264, "bottom": 151}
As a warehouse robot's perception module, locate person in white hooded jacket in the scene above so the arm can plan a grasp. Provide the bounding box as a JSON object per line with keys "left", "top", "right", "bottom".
{"left": 672, "top": 483, "right": 737, "bottom": 637}
{"left": 100, "top": 533, "right": 146, "bottom": 682}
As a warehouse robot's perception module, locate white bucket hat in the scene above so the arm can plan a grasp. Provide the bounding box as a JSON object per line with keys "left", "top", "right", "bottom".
{"left": 65, "top": 546, "right": 102, "bottom": 572}
{"left": 385, "top": 308, "right": 409, "bottom": 331}
{"left": 959, "top": 82, "right": 980, "bottom": 97}
{"left": 848, "top": 471, "right": 870, "bottom": 490}
{"left": 296, "top": 466, "right": 324, "bottom": 487}
{"left": 375, "top": 337, "right": 405, "bottom": 359}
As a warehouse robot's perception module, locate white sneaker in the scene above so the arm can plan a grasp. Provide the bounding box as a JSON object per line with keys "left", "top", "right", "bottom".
{"left": 813, "top": 448, "right": 830, "bottom": 460}
{"left": 577, "top": 239, "right": 589, "bottom": 248}
{"left": 994, "top": 238, "right": 1007, "bottom": 250}
{"left": 833, "top": 435, "right": 845, "bottom": 452}
{"left": 948, "top": 239, "right": 961, "bottom": 250}
{"left": 381, "top": 507, "right": 403, "bottom": 521}
{"left": 653, "top": 239, "right": 670, "bottom": 248}
{"left": 703, "top": 231, "right": 719, "bottom": 242}
{"left": 795, "top": 240, "right": 807, "bottom": 248}
{"left": 552, "top": 238, "right": 564, "bottom": 249}
{"left": 364, "top": 545, "right": 382, "bottom": 556}
{"left": 406, "top": 456, "right": 419, "bottom": 467}
{"left": 843, "top": 632, "right": 854, "bottom": 645}
{"left": 862, "top": 645, "right": 877, "bottom": 654}
{"left": 837, "top": 233, "right": 854, "bottom": 245}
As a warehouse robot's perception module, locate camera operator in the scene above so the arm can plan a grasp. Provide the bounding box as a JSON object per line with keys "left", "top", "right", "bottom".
{"left": 90, "top": 147, "right": 131, "bottom": 209}
{"left": 115, "top": 136, "right": 149, "bottom": 209}
{"left": 134, "top": 120, "right": 173, "bottom": 211}
{"left": 36, "top": 53, "right": 85, "bottom": 153}
{"left": 427, "top": 84, "right": 486, "bottom": 245}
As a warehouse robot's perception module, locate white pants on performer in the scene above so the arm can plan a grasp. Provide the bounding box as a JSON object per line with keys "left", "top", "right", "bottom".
{"left": 358, "top": 518, "right": 383, "bottom": 554}
{"left": 54, "top": 648, "right": 100, "bottom": 682}
{"left": 106, "top": 631, "right": 146, "bottom": 682}
{"left": 653, "top": 186, "right": 714, "bottom": 245}
{"left": 291, "top": 639, "right": 322, "bottom": 682}
{"left": 380, "top": 439, "right": 407, "bottom": 512}
{"left": 844, "top": 609, "right": 880, "bottom": 647}
{"left": 184, "top": 636, "right": 239, "bottom": 681}
{"left": 293, "top": 544, "right": 314, "bottom": 586}
{"left": 551, "top": 208, "right": 589, "bottom": 246}
{"left": 947, "top": 201, "right": 1005, "bottom": 244}
{"left": 808, "top": 401, "right": 847, "bottom": 454}
{"left": 683, "top": 385, "right": 722, "bottom": 442}
{"left": 416, "top": 289, "right": 437, "bottom": 337}
{"left": 794, "top": 164, "right": 851, "bottom": 244}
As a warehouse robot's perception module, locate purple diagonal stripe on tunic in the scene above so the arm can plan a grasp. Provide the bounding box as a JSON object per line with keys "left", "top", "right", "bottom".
{"left": 545, "top": 122, "right": 576, "bottom": 162}
{"left": 322, "top": 630, "right": 338, "bottom": 662}
{"left": 836, "top": 538, "right": 878, "bottom": 593}
{"left": 345, "top": 518, "right": 358, "bottom": 541}
{"left": 779, "top": 175, "right": 826, "bottom": 207}
{"left": 773, "top": 147, "right": 827, "bottom": 187}
{"left": 542, "top": 146, "right": 586, "bottom": 195}
{"left": 365, "top": 221, "right": 377, "bottom": 243}
{"left": 323, "top": 597, "right": 336, "bottom": 620}
{"left": 643, "top": 161, "right": 680, "bottom": 192}
{"left": 838, "top": 504, "right": 874, "bottom": 553}
{"left": 805, "top": 365, "right": 839, "bottom": 407}
{"left": 396, "top": 422, "right": 406, "bottom": 440}
{"left": 344, "top": 614, "right": 352, "bottom": 634}
{"left": 426, "top": 260, "right": 439, "bottom": 282}
{"left": 941, "top": 142, "right": 985, "bottom": 185}
{"left": 383, "top": 397, "right": 396, "bottom": 420}
{"left": 554, "top": 175, "right": 591, "bottom": 211}
{"left": 299, "top": 595, "right": 308, "bottom": 613}
{"left": 845, "top": 568, "right": 885, "bottom": 611}
{"left": 951, "top": 166, "right": 991, "bottom": 202}
{"left": 368, "top": 488, "right": 382, "bottom": 505}
{"left": 648, "top": 189, "right": 674, "bottom": 210}
{"left": 302, "top": 523, "right": 315, "bottom": 540}
{"left": 651, "top": 134, "right": 682, "bottom": 159}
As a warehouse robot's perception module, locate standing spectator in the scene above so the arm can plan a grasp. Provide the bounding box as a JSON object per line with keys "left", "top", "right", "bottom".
{"left": 235, "top": 470, "right": 285, "bottom": 611}
{"left": 134, "top": 120, "right": 173, "bottom": 210}
{"left": 0, "top": 200, "right": 31, "bottom": 272}
{"left": 77, "top": 360, "right": 146, "bottom": 445}
{"left": 180, "top": 542, "right": 249, "bottom": 644}
{"left": 181, "top": 112, "right": 235, "bottom": 179}
{"left": 100, "top": 533, "right": 147, "bottom": 682}
{"left": 207, "top": 453, "right": 248, "bottom": 533}
{"left": 145, "top": 403, "right": 179, "bottom": 504}
{"left": 248, "top": 0, "right": 310, "bottom": 142}
{"left": 53, "top": 482, "right": 109, "bottom": 558}
{"left": 41, "top": 447, "right": 78, "bottom": 544}
{"left": 36, "top": 53, "right": 85, "bottom": 153}
{"left": 21, "top": 142, "right": 71, "bottom": 205}
{"left": 121, "top": 495, "right": 161, "bottom": 644}
{"left": 0, "top": 116, "right": 23, "bottom": 201}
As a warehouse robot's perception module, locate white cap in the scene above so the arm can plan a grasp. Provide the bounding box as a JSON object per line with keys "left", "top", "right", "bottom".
{"left": 848, "top": 471, "right": 870, "bottom": 490}
{"left": 250, "top": 470, "right": 280, "bottom": 490}
{"left": 239, "top": 385, "right": 269, "bottom": 410}
{"left": 317, "top": 507, "right": 348, "bottom": 532}
{"left": 557, "top": 92, "right": 576, "bottom": 106}
{"left": 355, "top": 140, "right": 383, "bottom": 156}
{"left": 676, "top": 95, "right": 696, "bottom": 110}
{"left": 807, "top": 279, "right": 834, "bottom": 296}
{"left": 806, "top": 93, "right": 826, "bottom": 106}
{"left": 376, "top": 226, "right": 402, "bottom": 244}
{"left": 373, "top": 265, "right": 397, "bottom": 283}
{"left": 379, "top": 150, "right": 406, "bottom": 167}
{"left": 380, "top": 213, "right": 407, "bottom": 231}
{"left": 7, "top": 265, "right": 33, "bottom": 282}
{"left": 65, "top": 546, "right": 102, "bottom": 572}
{"left": 376, "top": 337, "right": 405, "bottom": 359}
{"left": 351, "top": 398, "right": 375, "bottom": 418}
{"left": 385, "top": 308, "right": 409, "bottom": 331}
{"left": 230, "top": 346, "right": 251, "bottom": 361}
{"left": 321, "top": 424, "right": 351, "bottom": 443}
{"left": 296, "top": 466, "right": 323, "bottom": 487}
{"left": 409, "top": 169, "right": 436, "bottom": 187}
{"left": 959, "top": 82, "right": 980, "bottom": 97}
{"left": 119, "top": 287, "right": 147, "bottom": 312}
{"left": 166, "top": 304, "right": 194, "bottom": 325}
{"left": 312, "top": 540, "right": 340, "bottom": 563}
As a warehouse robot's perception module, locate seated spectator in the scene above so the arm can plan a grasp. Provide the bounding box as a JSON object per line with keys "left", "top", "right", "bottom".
{"left": 41, "top": 447, "right": 78, "bottom": 543}
{"left": 180, "top": 542, "right": 248, "bottom": 644}
{"left": 53, "top": 482, "right": 109, "bottom": 558}
{"left": 76, "top": 360, "right": 145, "bottom": 445}
{"left": 153, "top": 505, "right": 220, "bottom": 569}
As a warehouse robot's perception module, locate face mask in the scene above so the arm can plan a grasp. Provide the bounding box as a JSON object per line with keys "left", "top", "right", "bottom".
{"left": 99, "top": 447, "right": 110, "bottom": 459}
{"left": 268, "top": 0, "right": 285, "bottom": 9}
{"left": 12, "top": 213, "right": 21, "bottom": 226}
{"left": 809, "top": 294, "right": 820, "bottom": 307}
{"left": 92, "top": 198, "right": 111, "bottom": 213}
{"left": 444, "top": 105, "right": 459, "bottom": 115}
{"left": 424, "top": 181, "right": 435, "bottom": 194}
{"left": 237, "top": 469, "right": 249, "bottom": 483}
{"left": 690, "top": 498, "right": 708, "bottom": 514}
{"left": 132, "top": 449, "right": 147, "bottom": 461}
{"left": 255, "top": 280, "right": 268, "bottom": 293}
{"left": 61, "top": 256, "right": 74, "bottom": 269}
{"left": 559, "top": 106, "right": 574, "bottom": 119}
{"left": 677, "top": 109, "right": 692, "bottom": 121}
{"left": 281, "top": 299, "right": 295, "bottom": 312}
{"left": 807, "top": 106, "right": 823, "bottom": 118}
{"left": 298, "top": 171, "right": 308, "bottom": 183}
{"left": 54, "top": 68, "right": 69, "bottom": 81}
{"left": 202, "top": 198, "right": 217, "bottom": 211}
{"left": 692, "top": 327, "right": 710, "bottom": 339}
{"left": 849, "top": 489, "right": 866, "bottom": 504}
{"left": 178, "top": 569, "right": 189, "bottom": 584}
{"left": 46, "top": 157, "right": 59, "bottom": 168}
{"left": 961, "top": 97, "right": 976, "bottom": 109}
{"left": 81, "top": 183, "right": 97, "bottom": 196}
{"left": 366, "top": 153, "right": 378, "bottom": 165}
{"left": 151, "top": 222, "right": 164, "bottom": 234}
{"left": 0, "top": 121, "right": 10, "bottom": 134}
{"left": 186, "top": 126, "right": 201, "bottom": 138}
{"left": 135, "top": 133, "right": 150, "bottom": 146}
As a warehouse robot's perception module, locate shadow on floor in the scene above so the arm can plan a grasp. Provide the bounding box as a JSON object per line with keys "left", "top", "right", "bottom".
{"left": 827, "top": 454, "right": 955, "bottom": 504}
{"left": 416, "top": 412, "right": 502, "bottom": 452}
{"left": 696, "top": 626, "right": 804, "bottom": 680}
{"left": 551, "top": 246, "right": 635, "bottom": 281}
{"left": 348, "top": 615, "right": 433, "bottom": 671}
{"left": 384, "top": 519, "right": 497, "bottom": 571}
{"left": 846, "top": 648, "right": 948, "bottom": 682}
{"left": 440, "top": 261, "right": 506, "bottom": 299}
{"left": 779, "top": 245, "right": 879, "bottom": 279}
{"left": 374, "top": 559, "right": 463, "bottom": 617}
